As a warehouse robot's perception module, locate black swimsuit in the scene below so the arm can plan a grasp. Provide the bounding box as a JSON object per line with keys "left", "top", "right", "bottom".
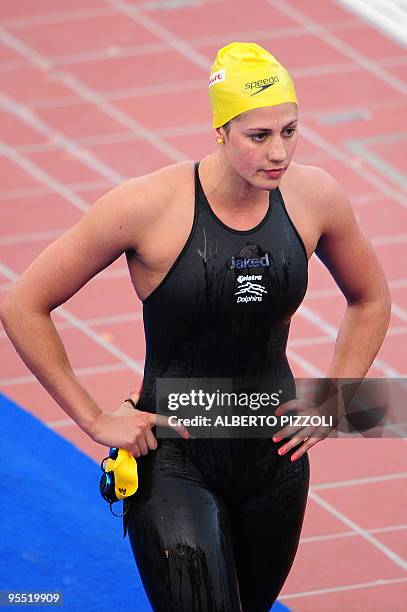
{"left": 123, "top": 162, "right": 310, "bottom": 611}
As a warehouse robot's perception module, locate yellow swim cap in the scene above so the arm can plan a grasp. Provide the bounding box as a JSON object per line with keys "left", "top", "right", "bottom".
{"left": 209, "top": 42, "right": 298, "bottom": 128}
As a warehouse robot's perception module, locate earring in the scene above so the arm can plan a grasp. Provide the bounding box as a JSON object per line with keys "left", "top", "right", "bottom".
{"left": 217, "top": 137, "right": 225, "bottom": 145}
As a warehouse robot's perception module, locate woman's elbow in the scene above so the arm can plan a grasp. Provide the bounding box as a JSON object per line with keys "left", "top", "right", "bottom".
{"left": 365, "top": 284, "right": 392, "bottom": 328}
{"left": 0, "top": 293, "right": 15, "bottom": 323}
{"left": 347, "top": 281, "right": 391, "bottom": 326}
{"left": 0, "top": 289, "right": 45, "bottom": 323}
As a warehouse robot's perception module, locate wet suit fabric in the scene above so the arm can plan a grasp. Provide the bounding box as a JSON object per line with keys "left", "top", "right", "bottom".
{"left": 123, "top": 162, "right": 310, "bottom": 611}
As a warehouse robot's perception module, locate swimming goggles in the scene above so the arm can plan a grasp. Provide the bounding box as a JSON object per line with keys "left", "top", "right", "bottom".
{"left": 100, "top": 447, "right": 138, "bottom": 517}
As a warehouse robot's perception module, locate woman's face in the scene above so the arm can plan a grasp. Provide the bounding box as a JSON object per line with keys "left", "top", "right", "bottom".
{"left": 219, "top": 102, "right": 298, "bottom": 189}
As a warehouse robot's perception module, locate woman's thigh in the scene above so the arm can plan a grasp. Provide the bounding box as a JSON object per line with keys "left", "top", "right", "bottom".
{"left": 232, "top": 452, "right": 310, "bottom": 612}
{"left": 124, "top": 440, "right": 243, "bottom": 612}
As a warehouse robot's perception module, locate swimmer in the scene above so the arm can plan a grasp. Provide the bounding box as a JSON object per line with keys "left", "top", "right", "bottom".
{"left": 0, "top": 42, "right": 391, "bottom": 611}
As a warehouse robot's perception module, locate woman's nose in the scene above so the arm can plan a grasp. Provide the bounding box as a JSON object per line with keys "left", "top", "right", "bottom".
{"left": 267, "top": 137, "right": 286, "bottom": 163}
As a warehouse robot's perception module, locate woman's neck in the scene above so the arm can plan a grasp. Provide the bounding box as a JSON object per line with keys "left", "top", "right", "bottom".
{"left": 199, "top": 152, "right": 269, "bottom": 212}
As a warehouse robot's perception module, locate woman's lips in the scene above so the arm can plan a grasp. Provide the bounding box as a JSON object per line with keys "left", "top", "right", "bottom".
{"left": 262, "top": 168, "right": 285, "bottom": 178}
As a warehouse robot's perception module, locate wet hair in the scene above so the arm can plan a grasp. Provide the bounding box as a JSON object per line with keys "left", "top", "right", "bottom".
{"left": 222, "top": 120, "right": 232, "bottom": 135}
{"left": 222, "top": 112, "right": 246, "bottom": 136}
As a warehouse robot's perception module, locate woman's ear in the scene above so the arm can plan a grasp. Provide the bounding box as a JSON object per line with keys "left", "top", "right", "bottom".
{"left": 215, "top": 127, "right": 226, "bottom": 145}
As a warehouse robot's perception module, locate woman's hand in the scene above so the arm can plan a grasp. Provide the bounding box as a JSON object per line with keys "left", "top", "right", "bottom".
{"left": 89, "top": 389, "right": 190, "bottom": 457}
{"left": 272, "top": 384, "right": 341, "bottom": 461}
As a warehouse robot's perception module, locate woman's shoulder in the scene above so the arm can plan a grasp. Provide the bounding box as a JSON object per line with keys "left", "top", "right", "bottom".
{"left": 129, "top": 160, "right": 195, "bottom": 197}
{"left": 281, "top": 162, "right": 355, "bottom": 238}
{"left": 283, "top": 161, "right": 351, "bottom": 214}
{"left": 284, "top": 162, "right": 358, "bottom": 241}
{"left": 97, "top": 160, "right": 195, "bottom": 225}
{"left": 285, "top": 162, "right": 344, "bottom": 194}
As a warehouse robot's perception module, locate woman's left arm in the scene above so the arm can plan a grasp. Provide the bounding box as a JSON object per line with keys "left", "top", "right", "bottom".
{"left": 315, "top": 171, "right": 391, "bottom": 378}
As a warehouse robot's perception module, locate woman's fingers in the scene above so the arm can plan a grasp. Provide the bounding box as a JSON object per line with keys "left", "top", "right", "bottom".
{"left": 137, "top": 437, "right": 149, "bottom": 456}
{"left": 127, "top": 387, "right": 189, "bottom": 439}
{"left": 131, "top": 442, "right": 142, "bottom": 458}
{"left": 145, "top": 426, "right": 158, "bottom": 451}
{"left": 290, "top": 438, "right": 316, "bottom": 462}
{"left": 273, "top": 402, "right": 327, "bottom": 441}
{"left": 147, "top": 412, "right": 190, "bottom": 439}
{"left": 274, "top": 399, "right": 299, "bottom": 417}
{"left": 277, "top": 427, "right": 328, "bottom": 461}
{"left": 276, "top": 429, "right": 308, "bottom": 456}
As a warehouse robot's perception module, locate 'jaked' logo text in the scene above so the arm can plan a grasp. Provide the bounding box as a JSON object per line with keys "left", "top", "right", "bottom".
{"left": 230, "top": 253, "right": 270, "bottom": 269}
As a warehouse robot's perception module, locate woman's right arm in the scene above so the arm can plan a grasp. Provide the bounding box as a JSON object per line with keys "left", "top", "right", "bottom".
{"left": 0, "top": 178, "right": 189, "bottom": 453}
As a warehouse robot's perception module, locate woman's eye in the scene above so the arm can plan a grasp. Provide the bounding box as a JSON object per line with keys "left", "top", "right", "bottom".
{"left": 284, "top": 128, "right": 297, "bottom": 137}
{"left": 250, "top": 133, "right": 267, "bottom": 142}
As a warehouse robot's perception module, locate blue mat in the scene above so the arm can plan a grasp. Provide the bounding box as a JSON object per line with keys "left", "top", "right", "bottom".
{"left": 0, "top": 393, "right": 290, "bottom": 611}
